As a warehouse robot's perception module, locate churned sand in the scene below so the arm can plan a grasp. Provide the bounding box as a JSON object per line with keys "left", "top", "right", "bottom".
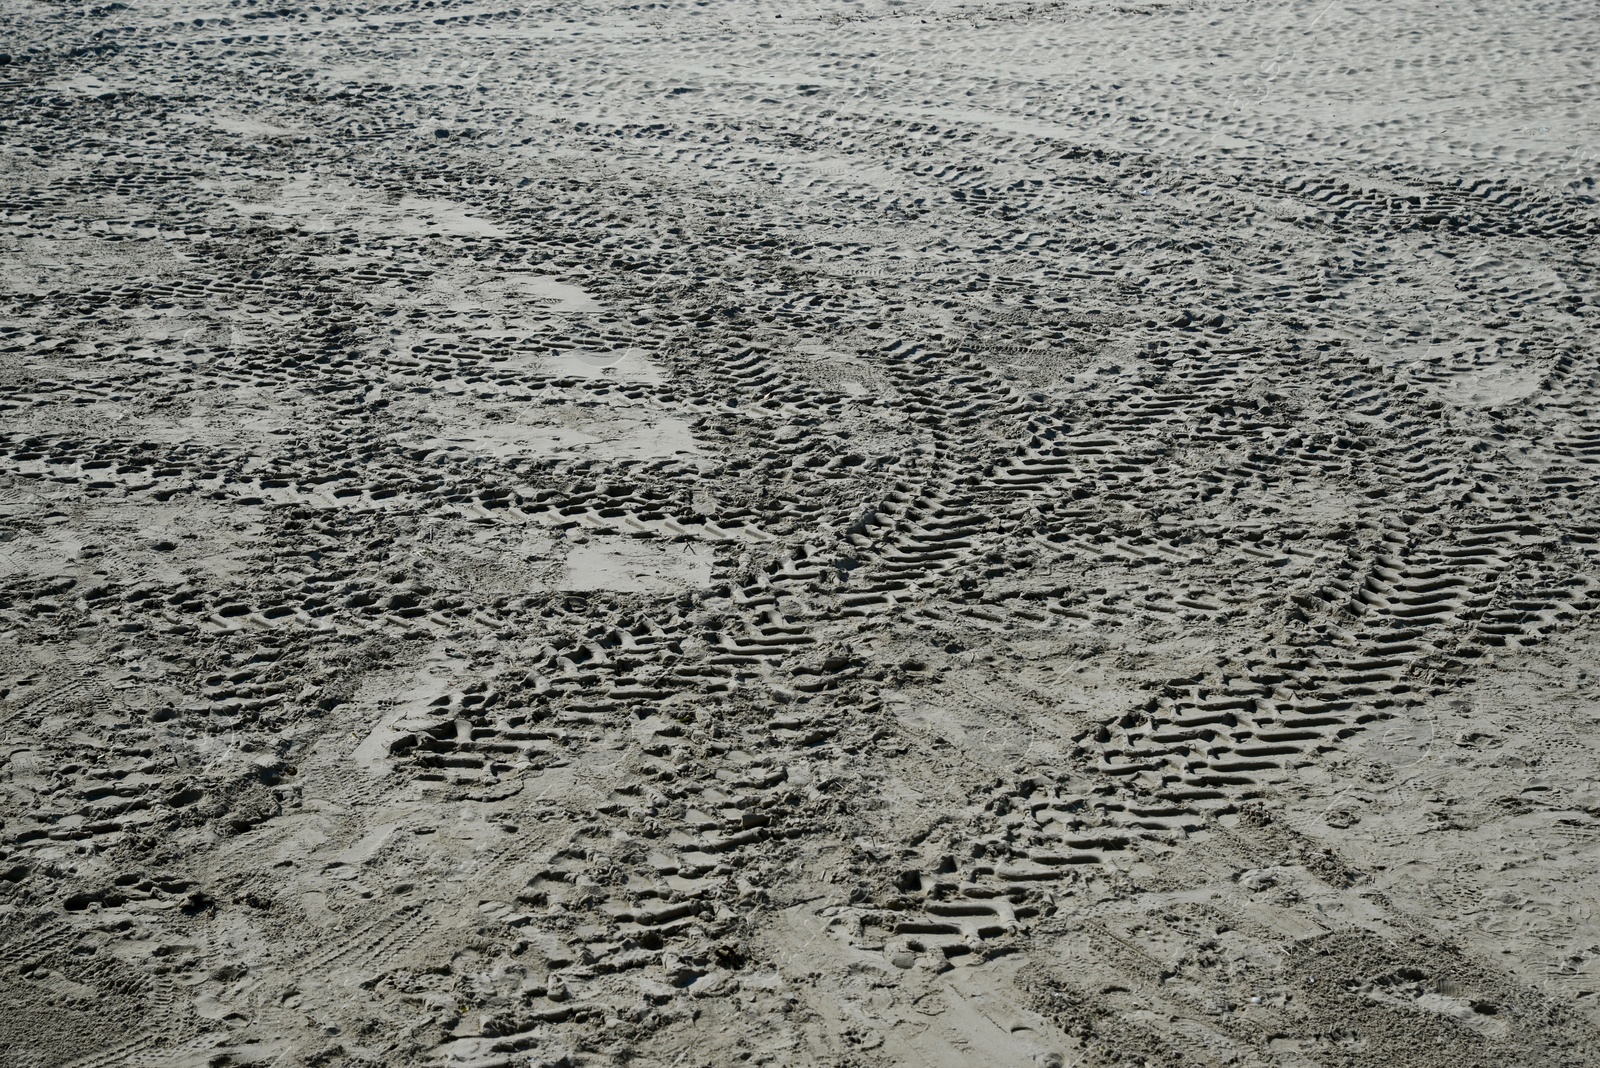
{"left": 2, "top": 2, "right": 1599, "bottom": 1066}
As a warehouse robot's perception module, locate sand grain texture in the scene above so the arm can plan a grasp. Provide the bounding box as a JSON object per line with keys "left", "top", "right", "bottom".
{"left": 2, "top": 1, "right": 1600, "bottom": 1066}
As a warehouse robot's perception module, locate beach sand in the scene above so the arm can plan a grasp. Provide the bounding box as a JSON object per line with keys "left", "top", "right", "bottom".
{"left": 2, "top": 2, "right": 1599, "bottom": 1065}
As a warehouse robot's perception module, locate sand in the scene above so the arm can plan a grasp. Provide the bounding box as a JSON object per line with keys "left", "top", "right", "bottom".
{"left": 2, "top": 1, "right": 1600, "bottom": 1065}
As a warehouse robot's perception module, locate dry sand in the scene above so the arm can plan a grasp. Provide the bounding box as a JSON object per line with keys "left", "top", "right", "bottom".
{"left": 2, "top": 1, "right": 1600, "bottom": 1065}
